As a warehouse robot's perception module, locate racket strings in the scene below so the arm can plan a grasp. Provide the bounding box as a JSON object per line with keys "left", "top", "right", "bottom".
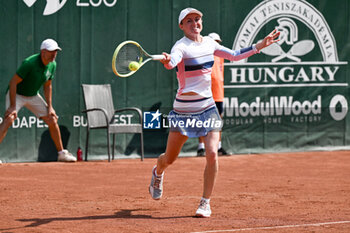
{"left": 115, "top": 44, "right": 143, "bottom": 75}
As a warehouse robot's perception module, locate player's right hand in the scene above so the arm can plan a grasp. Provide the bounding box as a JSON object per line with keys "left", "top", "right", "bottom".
{"left": 160, "top": 52, "right": 171, "bottom": 64}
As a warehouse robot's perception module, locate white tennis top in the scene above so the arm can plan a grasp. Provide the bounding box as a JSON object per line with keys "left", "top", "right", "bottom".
{"left": 164, "top": 36, "right": 259, "bottom": 98}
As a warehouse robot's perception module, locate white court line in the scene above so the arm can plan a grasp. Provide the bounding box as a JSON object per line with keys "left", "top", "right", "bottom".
{"left": 191, "top": 220, "right": 350, "bottom": 233}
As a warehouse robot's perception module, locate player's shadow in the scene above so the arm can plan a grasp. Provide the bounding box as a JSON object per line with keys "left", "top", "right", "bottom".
{"left": 37, "top": 125, "right": 70, "bottom": 162}
{"left": 11, "top": 209, "right": 193, "bottom": 229}
{"left": 124, "top": 102, "right": 168, "bottom": 158}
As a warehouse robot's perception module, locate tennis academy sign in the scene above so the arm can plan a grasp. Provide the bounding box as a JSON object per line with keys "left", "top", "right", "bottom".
{"left": 223, "top": 0, "right": 348, "bottom": 152}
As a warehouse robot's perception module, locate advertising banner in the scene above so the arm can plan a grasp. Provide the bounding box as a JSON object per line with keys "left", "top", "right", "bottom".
{"left": 223, "top": 0, "right": 349, "bottom": 153}
{"left": 0, "top": 0, "right": 348, "bottom": 162}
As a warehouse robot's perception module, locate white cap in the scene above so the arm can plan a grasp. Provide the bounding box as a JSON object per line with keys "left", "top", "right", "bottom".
{"left": 208, "top": 32, "right": 222, "bottom": 42}
{"left": 40, "top": 39, "right": 62, "bottom": 51}
{"left": 178, "top": 7, "right": 203, "bottom": 24}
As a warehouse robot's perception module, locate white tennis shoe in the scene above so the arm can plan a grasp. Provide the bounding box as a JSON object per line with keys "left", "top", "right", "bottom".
{"left": 58, "top": 150, "right": 77, "bottom": 162}
{"left": 149, "top": 166, "right": 164, "bottom": 200}
{"left": 195, "top": 199, "right": 211, "bottom": 218}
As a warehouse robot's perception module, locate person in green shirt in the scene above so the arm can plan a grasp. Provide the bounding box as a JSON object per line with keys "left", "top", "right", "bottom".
{"left": 0, "top": 39, "right": 76, "bottom": 162}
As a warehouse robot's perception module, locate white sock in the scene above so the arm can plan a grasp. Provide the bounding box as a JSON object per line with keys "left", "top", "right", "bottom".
{"left": 218, "top": 141, "right": 222, "bottom": 149}
{"left": 198, "top": 143, "right": 205, "bottom": 150}
{"left": 201, "top": 197, "right": 210, "bottom": 204}
{"left": 154, "top": 166, "right": 163, "bottom": 177}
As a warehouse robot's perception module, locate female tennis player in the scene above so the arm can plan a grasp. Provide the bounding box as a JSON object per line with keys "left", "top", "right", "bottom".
{"left": 149, "top": 7, "right": 280, "bottom": 217}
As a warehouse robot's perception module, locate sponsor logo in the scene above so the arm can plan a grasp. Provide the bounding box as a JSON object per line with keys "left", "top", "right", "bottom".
{"left": 143, "top": 110, "right": 161, "bottom": 129}
{"left": 166, "top": 116, "right": 222, "bottom": 130}
{"left": 23, "top": 0, "right": 118, "bottom": 16}
{"left": 23, "top": 0, "right": 67, "bottom": 15}
{"left": 267, "top": 18, "right": 309, "bottom": 63}
{"left": 224, "top": 94, "right": 348, "bottom": 126}
{"left": 231, "top": 0, "right": 341, "bottom": 63}
{"left": 142, "top": 110, "right": 222, "bottom": 131}
{"left": 225, "top": 95, "right": 321, "bottom": 117}
{"left": 329, "top": 95, "right": 348, "bottom": 121}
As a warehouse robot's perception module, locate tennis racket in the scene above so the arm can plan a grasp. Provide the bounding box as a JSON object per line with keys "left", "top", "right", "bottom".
{"left": 112, "top": 40, "right": 165, "bottom": 78}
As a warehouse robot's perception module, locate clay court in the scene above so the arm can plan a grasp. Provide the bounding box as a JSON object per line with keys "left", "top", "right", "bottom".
{"left": 1, "top": 150, "right": 349, "bottom": 233}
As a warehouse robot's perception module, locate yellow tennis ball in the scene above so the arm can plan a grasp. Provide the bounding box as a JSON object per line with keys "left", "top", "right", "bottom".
{"left": 129, "top": 61, "right": 140, "bottom": 71}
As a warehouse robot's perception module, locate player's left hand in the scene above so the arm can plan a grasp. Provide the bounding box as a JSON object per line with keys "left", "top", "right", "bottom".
{"left": 256, "top": 29, "right": 280, "bottom": 51}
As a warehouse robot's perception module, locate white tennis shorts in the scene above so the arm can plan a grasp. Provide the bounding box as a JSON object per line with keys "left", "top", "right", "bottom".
{"left": 168, "top": 106, "right": 222, "bottom": 138}
{"left": 5, "top": 92, "right": 48, "bottom": 118}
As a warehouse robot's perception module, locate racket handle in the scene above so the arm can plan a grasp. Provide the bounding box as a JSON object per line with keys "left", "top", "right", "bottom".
{"left": 151, "top": 55, "right": 166, "bottom": 60}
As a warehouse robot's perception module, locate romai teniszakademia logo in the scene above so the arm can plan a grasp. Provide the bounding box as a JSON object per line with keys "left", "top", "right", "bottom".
{"left": 23, "top": 0, "right": 118, "bottom": 16}
{"left": 224, "top": 0, "right": 348, "bottom": 122}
